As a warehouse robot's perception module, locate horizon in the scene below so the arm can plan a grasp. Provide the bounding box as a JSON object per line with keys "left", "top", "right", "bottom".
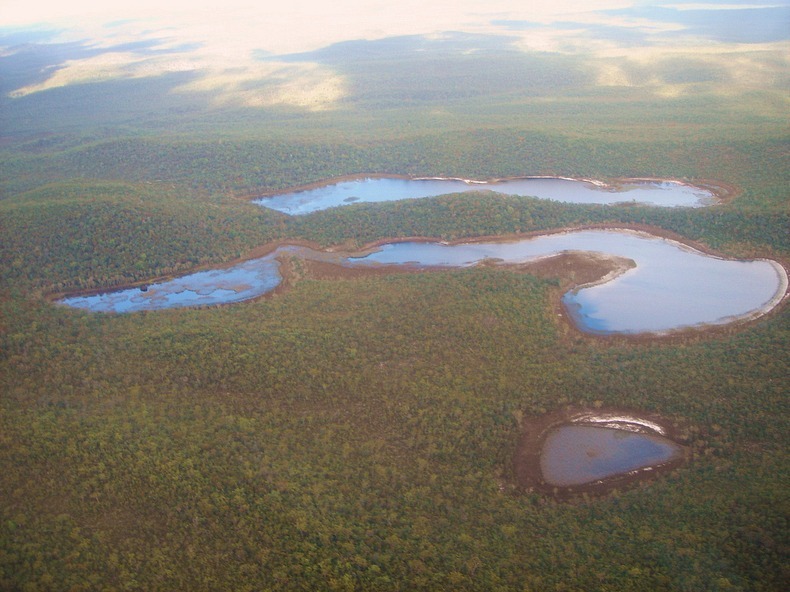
{"left": 2, "top": 0, "right": 787, "bottom": 109}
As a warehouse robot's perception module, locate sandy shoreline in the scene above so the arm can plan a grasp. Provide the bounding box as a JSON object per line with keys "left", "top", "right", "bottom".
{"left": 512, "top": 406, "right": 691, "bottom": 499}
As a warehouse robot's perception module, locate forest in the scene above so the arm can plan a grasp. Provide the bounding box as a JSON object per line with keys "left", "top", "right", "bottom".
{"left": 1, "top": 14, "right": 789, "bottom": 592}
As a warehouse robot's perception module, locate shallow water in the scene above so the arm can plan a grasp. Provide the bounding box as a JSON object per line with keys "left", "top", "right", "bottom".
{"left": 255, "top": 177, "right": 715, "bottom": 215}
{"left": 59, "top": 255, "right": 284, "bottom": 313}
{"left": 58, "top": 230, "right": 786, "bottom": 335}
{"left": 539, "top": 425, "right": 683, "bottom": 487}
{"left": 351, "top": 230, "right": 785, "bottom": 334}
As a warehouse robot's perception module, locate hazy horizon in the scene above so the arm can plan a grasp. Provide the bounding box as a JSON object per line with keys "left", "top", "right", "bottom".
{"left": 2, "top": 0, "right": 787, "bottom": 110}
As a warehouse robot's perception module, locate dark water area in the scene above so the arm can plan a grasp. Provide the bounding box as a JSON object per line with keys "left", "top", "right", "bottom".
{"left": 539, "top": 425, "right": 683, "bottom": 487}
{"left": 255, "top": 177, "right": 716, "bottom": 215}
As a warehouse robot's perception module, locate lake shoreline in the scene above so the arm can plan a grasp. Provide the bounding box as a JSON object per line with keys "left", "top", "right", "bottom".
{"left": 512, "top": 406, "right": 691, "bottom": 499}
{"left": 51, "top": 224, "right": 789, "bottom": 340}
{"left": 345, "top": 223, "right": 789, "bottom": 339}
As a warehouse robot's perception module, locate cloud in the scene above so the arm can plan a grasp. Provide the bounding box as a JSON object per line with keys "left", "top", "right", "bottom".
{"left": 592, "top": 42, "right": 790, "bottom": 99}
{"left": 172, "top": 62, "right": 347, "bottom": 111}
{"left": 1, "top": 2, "right": 633, "bottom": 55}
{"left": 6, "top": 38, "right": 347, "bottom": 110}
{"left": 1, "top": 1, "right": 631, "bottom": 105}
{"left": 3, "top": 0, "right": 786, "bottom": 105}
{"left": 8, "top": 52, "right": 198, "bottom": 97}
{"left": 659, "top": 3, "right": 784, "bottom": 10}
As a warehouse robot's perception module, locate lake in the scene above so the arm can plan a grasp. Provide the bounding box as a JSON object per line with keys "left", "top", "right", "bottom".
{"left": 350, "top": 230, "right": 786, "bottom": 334}
{"left": 254, "top": 176, "right": 717, "bottom": 215}
{"left": 58, "top": 230, "right": 787, "bottom": 335}
{"left": 539, "top": 424, "right": 684, "bottom": 487}
{"left": 59, "top": 253, "right": 285, "bottom": 313}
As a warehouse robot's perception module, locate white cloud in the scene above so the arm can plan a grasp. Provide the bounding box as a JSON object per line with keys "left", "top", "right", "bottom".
{"left": 3, "top": 0, "right": 785, "bottom": 104}
{"left": 1, "top": 1, "right": 632, "bottom": 44}
{"left": 8, "top": 52, "right": 199, "bottom": 97}
{"left": 0, "top": 0, "right": 636, "bottom": 105}
{"left": 659, "top": 3, "right": 784, "bottom": 10}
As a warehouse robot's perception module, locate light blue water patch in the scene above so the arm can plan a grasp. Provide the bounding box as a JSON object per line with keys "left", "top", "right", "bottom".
{"left": 539, "top": 425, "right": 683, "bottom": 487}
{"left": 58, "top": 230, "right": 786, "bottom": 332}
{"left": 255, "top": 177, "right": 715, "bottom": 215}
{"left": 349, "top": 230, "right": 786, "bottom": 334}
{"left": 60, "top": 255, "right": 283, "bottom": 313}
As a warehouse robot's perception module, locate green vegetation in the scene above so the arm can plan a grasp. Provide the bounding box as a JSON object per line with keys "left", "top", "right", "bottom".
{"left": 0, "top": 180, "right": 282, "bottom": 292}
{"left": 0, "top": 35, "right": 788, "bottom": 592}
{"left": 2, "top": 268, "right": 788, "bottom": 591}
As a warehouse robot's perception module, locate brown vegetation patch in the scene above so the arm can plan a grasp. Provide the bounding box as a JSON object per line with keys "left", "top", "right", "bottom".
{"left": 513, "top": 406, "right": 691, "bottom": 500}
{"left": 509, "top": 251, "right": 636, "bottom": 289}
{"left": 608, "top": 176, "right": 739, "bottom": 204}
{"left": 296, "top": 250, "right": 633, "bottom": 284}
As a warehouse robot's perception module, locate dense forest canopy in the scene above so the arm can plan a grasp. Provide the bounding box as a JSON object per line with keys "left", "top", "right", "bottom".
{"left": 1, "top": 1, "right": 788, "bottom": 590}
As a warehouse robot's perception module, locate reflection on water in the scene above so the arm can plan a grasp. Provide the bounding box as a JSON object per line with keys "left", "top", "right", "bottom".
{"left": 58, "top": 230, "right": 786, "bottom": 336}
{"left": 255, "top": 177, "right": 716, "bottom": 215}
{"left": 59, "top": 255, "right": 283, "bottom": 313}
{"left": 352, "top": 230, "right": 786, "bottom": 334}
{"left": 539, "top": 425, "right": 683, "bottom": 487}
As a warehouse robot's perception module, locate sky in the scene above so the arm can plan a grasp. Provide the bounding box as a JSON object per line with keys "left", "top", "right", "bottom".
{"left": 0, "top": 1, "right": 644, "bottom": 55}
{"left": 1, "top": 0, "right": 787, "bottom": 107}
{"left": 5, "top": 0, "right": 783, "bottom": 55}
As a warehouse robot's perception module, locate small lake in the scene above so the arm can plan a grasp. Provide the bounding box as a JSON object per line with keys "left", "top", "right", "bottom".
{"left": 58, "top": 230, "right": 787, "bottom": 336}
{"left": 59, "top": 253, "right": 285, "bottom": 313}
{"left": 254, "top": 177, "right": 716, "bottom": 215}
{"left": 539, "top": 425, "right": 683, "bottom": 487}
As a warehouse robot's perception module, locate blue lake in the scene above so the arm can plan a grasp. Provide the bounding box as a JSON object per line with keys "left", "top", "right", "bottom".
{"left": 351, "top": 230, "right": 786, "bottom": 334}
{"left": 254, "top": 177, "right": 716, "bottom": 215}
{"left": 539, "top": 425, "right": 683, "bottom": 487}
{"left": 59, "top": 254, "right": 284, "bottom": 313}
{"left": 58, "top": 229, "right": 787, "bottom": 336}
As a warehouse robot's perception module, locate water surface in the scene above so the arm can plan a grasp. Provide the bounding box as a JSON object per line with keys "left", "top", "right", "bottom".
{"left": 351, "top": 230, "right": 786, "bottom": 334}
{"left": 255, "top": 177, "right": 715, "bottom": 215}
{"left": 539, "top": 425, "right": 683, "bottom": 487}
{"left": 58, "top": 230, "right": 786, "bottom": 336}
{"left": 60, "top": 254, "right": 285, "bottom": 313}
